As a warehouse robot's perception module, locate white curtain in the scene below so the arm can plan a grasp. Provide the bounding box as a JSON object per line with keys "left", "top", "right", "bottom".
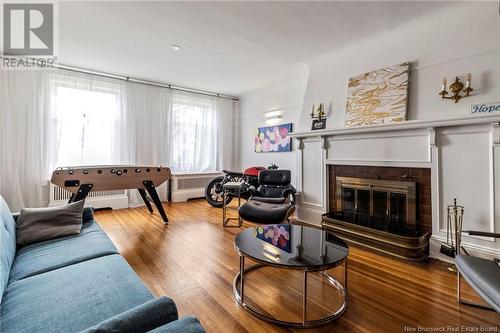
{"left": 50, "top": 71, "right": 130, "bottom": 167}
{"left": 0, "top": 69, "right": 237, "bottom": 211}
{"left": 168, "top": 92, "right": 218, "bottom": 173}
{"left": 127, "top": 82, "right": 170, "bottom": 206}
{"left": 0, "top": 70, "right": 57, "bottom": 211}
{"left": 166, "top": 92, "right": 236, "bottom": 173}
{"left": 216, "top": 98, "right": 237, "bottom": 172}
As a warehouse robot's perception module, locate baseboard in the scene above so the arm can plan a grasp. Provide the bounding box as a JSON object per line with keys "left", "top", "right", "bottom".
{"left": 430, "top": 235, "right": 500, "bottom": 261}
{"left": 171, "top": 188, "right": 205, "bottom": 202}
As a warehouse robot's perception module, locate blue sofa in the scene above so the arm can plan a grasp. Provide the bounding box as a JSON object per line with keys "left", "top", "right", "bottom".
{"left": 0, "top": 196, "right": 205, "bottom": 333}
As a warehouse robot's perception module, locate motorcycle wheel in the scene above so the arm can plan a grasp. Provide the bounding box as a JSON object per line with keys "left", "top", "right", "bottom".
{"left": 205, "top": 176, "right": 233, "bottom": 208}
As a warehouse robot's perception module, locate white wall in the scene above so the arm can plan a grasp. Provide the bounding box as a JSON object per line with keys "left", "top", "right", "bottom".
{"left": 237, "top": 69, "right": 308, "bottom": 185}
{"left": 299, "top": 1, "right": 500, "bottom": 130}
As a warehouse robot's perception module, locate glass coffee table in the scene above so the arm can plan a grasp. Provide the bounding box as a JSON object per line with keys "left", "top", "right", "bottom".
{"left": 233, "top": 223, "right": 349, "bottom": 328}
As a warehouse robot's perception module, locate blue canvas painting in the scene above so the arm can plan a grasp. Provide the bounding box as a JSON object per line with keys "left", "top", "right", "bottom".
{"left": 254, "top": 123, "right": 292, "bottom": 153}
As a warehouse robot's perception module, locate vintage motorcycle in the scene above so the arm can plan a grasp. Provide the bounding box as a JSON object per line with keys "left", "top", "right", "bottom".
{"left": 205, "top": 164, "right": 280, "bottom": 208}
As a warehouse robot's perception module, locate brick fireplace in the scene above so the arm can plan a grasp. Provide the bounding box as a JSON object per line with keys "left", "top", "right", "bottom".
{"left": 322, "top": 165, "right": 432, "bottom": 261}
{"left": 291, "top": 119, "right": 500, "bottom": 260}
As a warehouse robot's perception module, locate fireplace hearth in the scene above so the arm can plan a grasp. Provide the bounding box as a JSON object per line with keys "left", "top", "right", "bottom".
{"left": 322, "top": 165, "right": 431, "bottom": 261}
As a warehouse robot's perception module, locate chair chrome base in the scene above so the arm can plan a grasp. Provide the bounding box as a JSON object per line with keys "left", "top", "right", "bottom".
{"left": 223, "top": 184, "right": 243, "bottom": 227}
{"left": 233, "top": 259, "right": 348, "bottom": 329}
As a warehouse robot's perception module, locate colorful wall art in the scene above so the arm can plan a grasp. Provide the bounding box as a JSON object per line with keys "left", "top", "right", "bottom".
{"left": 254, "top": 123, "right": 292, "bottom": 153}
{"left": 254, "top": 224, "right": 291, "bottom": 253}
{"left": 345, "top": 62, "right": 410, "bottom": 127}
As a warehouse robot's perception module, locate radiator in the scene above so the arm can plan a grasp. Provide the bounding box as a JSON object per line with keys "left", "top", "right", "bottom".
{"left": 49, "top": 183, "right": 129, "bottom": 209}
{"left": 170, "top": 172, "right": 221, "bottom": 202}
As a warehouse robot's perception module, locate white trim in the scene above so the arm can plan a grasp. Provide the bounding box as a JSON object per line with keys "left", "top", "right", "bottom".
{"left": 290, "top": 115, "right": 500, "bottom": 139}
{"left": 434, "top": 125, "right": 497, "bottom": 242}
{"left": 170, "top": 188, "right": 205, "bottom": 202}
{"left": 489, "top": 125, "right": 497, "bottom": 236}
{"left": 324, "top": 160, "right": 431, "bottom": 168}
{"left": 430, "top": 235, "right": 500, "bottom": 260}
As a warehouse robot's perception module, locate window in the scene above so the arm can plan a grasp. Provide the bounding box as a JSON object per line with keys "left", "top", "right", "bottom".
{"left": 54, "top": 86, "right": 121, "bottom": 166}
{"left": 169, "top": 93, "right": 218, "bottom": 173}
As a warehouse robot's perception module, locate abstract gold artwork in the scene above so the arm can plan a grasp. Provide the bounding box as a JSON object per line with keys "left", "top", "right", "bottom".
{"left": 345, "top": 62, "right": 410, "bottom": 127}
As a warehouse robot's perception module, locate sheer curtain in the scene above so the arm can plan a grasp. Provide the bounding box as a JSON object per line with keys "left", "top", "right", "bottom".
{"left": 127, "top": 82, "right": 170, "bottom": 205}
{"left": 216, "top": 98, "right": 237, "bottom": 172}
{"left": 51, "top": 72, "right": 130, "bottom": 167}
{"left": 0, "top": 70, "right": 58, "bottom": 211}
{"left": 167, "top": 92, "right": 218, "bottom": 173}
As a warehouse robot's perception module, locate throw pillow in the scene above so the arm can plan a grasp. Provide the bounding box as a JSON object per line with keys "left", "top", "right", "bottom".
{"left": 16, "top": 200, "right": 85, "bottom": 246}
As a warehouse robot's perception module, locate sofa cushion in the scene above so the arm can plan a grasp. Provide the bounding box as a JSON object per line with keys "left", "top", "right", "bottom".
{"left": 16, "top": 200, "right": 85, "bottom": 246}
{"left": 148, "top": 316, "right": 206, "bottom": 333}
{"left": 0, "top": 196, "right": 16, "bottom": 303}
{"left": 9, "top": 220, "right": 118, "bottom": 283}
{"left": 456, "top": 254, "right": 500, "bottom": 312}
{"left": 82, "top": 296, "right": 178, "bottom": 333}
{"left": 1, "top": 255, "right": 154, "bottom": 333}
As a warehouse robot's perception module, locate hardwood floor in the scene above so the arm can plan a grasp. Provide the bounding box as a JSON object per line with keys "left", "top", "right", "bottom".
{"left": 95, "top": 199, "right": 499, "bottom": 333}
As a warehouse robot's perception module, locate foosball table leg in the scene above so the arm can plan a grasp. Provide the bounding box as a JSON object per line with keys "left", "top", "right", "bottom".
{"left": 69, "top": 184, "right": 93, "bottom": 203}
{"left": 137, "top": 188, "right": 154, "bottom": 214}
{"left": 143, "top": 180, "right": 169, "bottom": 225}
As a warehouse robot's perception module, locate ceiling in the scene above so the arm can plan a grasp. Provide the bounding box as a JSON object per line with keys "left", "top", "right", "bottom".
{"left": 58, "top": 1, "right": 450, "bottom": 96}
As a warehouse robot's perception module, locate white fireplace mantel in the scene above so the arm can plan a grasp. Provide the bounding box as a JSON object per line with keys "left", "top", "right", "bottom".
{"left": 291, "top": 113, "right": 500, "bottom": 261}
{"left": 290, "top": 114, "right": 500, "bottom": 139}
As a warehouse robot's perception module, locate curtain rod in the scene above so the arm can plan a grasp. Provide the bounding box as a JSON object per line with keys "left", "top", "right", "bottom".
{"left": 53, "top": 64, "right": 239, "bottom": 101}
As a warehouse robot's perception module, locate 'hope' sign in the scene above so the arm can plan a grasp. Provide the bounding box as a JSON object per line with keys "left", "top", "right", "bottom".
{"left": 471, "top": 102, "right": 500, "bottom": 114}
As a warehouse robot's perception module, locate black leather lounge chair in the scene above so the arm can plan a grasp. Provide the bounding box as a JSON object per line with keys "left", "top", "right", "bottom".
{"left": 238, "top": 169, "right": 296, "bottom": 224}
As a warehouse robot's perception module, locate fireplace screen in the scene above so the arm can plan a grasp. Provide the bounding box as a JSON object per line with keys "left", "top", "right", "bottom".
{"left": 334, "top": 177, "right": 417, "bottom": 236}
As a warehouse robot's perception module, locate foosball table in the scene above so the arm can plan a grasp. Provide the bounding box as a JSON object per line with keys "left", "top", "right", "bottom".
{"left": 50, "top": 165, "right": 171, "bottom": 224}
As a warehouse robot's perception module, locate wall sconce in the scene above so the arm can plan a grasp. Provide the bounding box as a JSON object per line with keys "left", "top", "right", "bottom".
{"left": 439, "top": 74, "right": 473, "bottom": 103}
{"left": 264, "top": 109, "right": 283, "bottom": 125}
{"left": 310, "top": 103, "right": 326, "bottom": 120}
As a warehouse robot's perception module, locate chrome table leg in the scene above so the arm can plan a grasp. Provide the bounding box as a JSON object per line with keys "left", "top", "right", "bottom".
{"left": 303, "top": 270, "right": 308, "bottom": 325}
{"left": 240, "top": 256, "right": 245, "bottom": 303}
{"left": 223, "top": 189, "right": 227, "bottom": 227}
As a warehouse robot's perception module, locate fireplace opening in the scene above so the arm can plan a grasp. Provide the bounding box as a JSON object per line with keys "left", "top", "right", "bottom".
{"left": 322, "top": 165, "right": 431, "bottom": 261}
{"left": 330, "top": 177, "right": 417, "bottom": 237}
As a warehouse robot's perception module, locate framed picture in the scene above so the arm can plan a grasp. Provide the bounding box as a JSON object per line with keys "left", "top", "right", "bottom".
{"left": 255, "top": 123, "right": 292, "bottom": 153}
{"left": 311, "top": 118, "right": 326, "bottom": 130}
{"left": 345, "top": 62, "right": 410, "bottom": 127}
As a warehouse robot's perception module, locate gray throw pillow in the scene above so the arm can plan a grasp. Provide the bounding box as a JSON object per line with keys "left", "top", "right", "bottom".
{"left": 16, "top": 200, "right": 85, "bottom": 246}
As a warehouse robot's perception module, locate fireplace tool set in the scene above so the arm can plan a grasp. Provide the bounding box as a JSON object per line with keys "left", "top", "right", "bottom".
{"left": 440, "top": 199, "right": 467, "bottom": 270}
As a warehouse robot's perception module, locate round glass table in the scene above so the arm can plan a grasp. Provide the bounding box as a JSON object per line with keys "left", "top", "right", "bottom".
{"left": 233, "top": 223, "right": 349, "bottom": 328}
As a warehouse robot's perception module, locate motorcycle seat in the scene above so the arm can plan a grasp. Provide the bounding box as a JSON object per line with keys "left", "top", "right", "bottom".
{"left": 223, "top": 170, "right": 243, "bottom": 177}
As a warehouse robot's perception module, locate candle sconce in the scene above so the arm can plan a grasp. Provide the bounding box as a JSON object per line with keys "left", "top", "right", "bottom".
{"left": 310, "top": 103, "right": 326, "bottom": 120}
{"left": 439, "top": 74, "right": 473, "bottom": 103}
